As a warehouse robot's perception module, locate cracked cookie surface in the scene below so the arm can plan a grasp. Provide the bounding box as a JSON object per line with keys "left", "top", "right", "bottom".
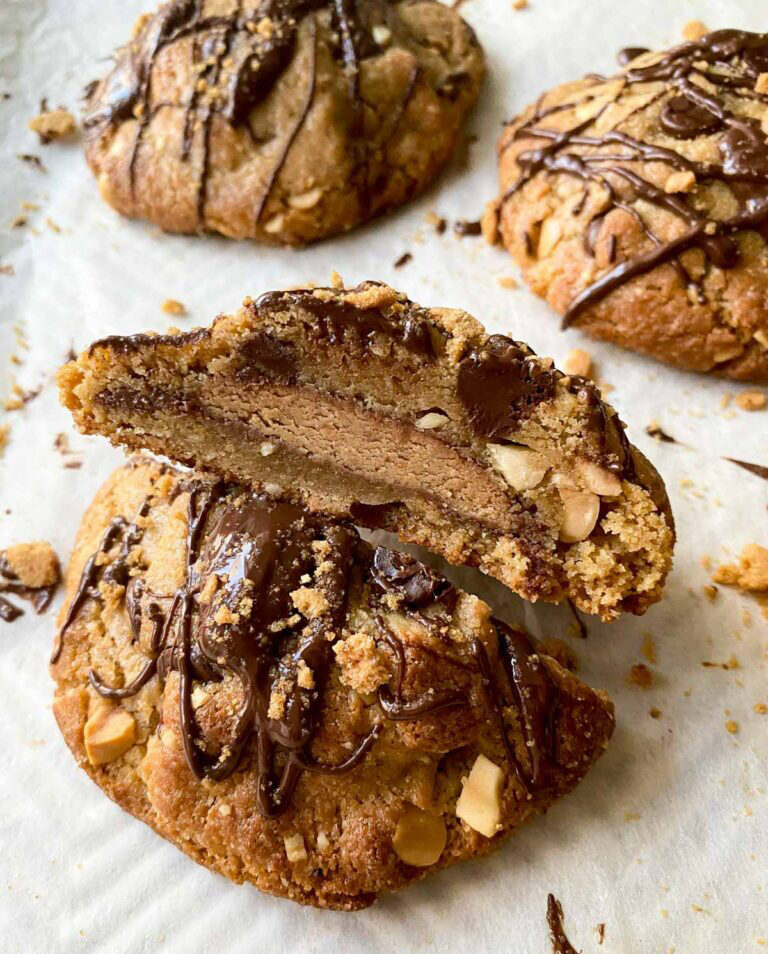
{"left": 83, "top": 0, "right": 484, "bottom": 244}
{"left": 497, "top": 29, "right": 768, "bottom": 382}
{"left": 50, "top": 458, "right": 614, "bottom": 909}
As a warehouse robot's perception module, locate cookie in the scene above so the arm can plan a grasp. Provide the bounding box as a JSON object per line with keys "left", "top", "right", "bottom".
{"left": 58, "top": 280, "right": 674, "bottom": 620}
{"left": 50, "top": 458, "right": 615, "bottom": 909}
{"left": 497, "top": 29, "right": 768, "bottom": 382}
{"left": 83, "top": 0, "right": 484, "bottom": 245}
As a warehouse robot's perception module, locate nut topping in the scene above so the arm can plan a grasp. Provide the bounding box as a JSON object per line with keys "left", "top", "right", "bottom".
{"left": 84, "top": 704, "right": 136, "bottom": 766}
{"left": 392, "top": 806, "right": 447, "bottom": 866}
{"left": 557, "top": 487, "right": 600, "bottom": 543}
{"left": 455, "top": 753, "right": 504, "bottom": 837}
{"left": 488, "top": 443, "right": 550, "bottom": 491}
{"left": 576, "top": 460, "right": 622, "bottom": 496}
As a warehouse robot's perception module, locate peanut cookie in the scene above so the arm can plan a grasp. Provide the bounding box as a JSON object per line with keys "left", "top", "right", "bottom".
{"left": 50, "top": 458, "right": 615, "bottom": 909}
{"left": 83, "top": 0, "right": 484, "bottom": 244}
{"left": 497, "top": 29, "right": 768, "bottom": 382}
{"left": 58, "top": 281, "right": 674, "bottom": 619}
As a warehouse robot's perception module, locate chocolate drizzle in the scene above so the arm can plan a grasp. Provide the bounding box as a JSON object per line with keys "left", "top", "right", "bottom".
{"left": 503, "top": 29, "right": 768, "bottom": 341}
{"left": 457, "top": 334, "right": 634, "bottom": 476}
{"left": 256, "top": 284, "right": 443, "bottom": 358}
{"left": 83, "top": 0, "right": 412, "bottom": 230}
{"left": 0, "top": 556, "right": 57, "bottom": 624}
{"left": 472, "top": 621, "right": 560, "bottom": 793}
{"left": 457, "top": 335, "right": 557, "bottom": 438}
{"left": 56, "top": 480, "right": 565, "bottom": 813}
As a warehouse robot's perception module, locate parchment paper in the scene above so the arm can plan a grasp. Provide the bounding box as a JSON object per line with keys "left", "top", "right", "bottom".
{"left": 1, "top": 0, "right": 766, "bottom": 950}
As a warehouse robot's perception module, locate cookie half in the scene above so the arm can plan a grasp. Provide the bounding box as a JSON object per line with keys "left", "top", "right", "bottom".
{"left": 83, "top": 0, "right": 484, "bottom": 244}
{"left": 58, "top": 281, "right": 674, "bottom": 619}
{"left": 497, "top": 29, "right": 768, "bottom": 382}
{"left": 50, "top": 458, "right": 615, "bottom": 909}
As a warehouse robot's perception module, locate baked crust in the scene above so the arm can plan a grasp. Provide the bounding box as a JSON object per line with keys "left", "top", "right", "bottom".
{"left": 83, "top": 0, "right": 484, "bottom": 244}
{"left": 497, "top": 30, "right": 768, "bottom": 382}
{"left": 50, "top": 458, "right": 615, "bottom": 909}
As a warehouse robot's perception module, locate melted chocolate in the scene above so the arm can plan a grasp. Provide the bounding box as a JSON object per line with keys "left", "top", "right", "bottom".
{"left": 546, "top": 894, "right": 579, "bottom": 954}
{"left": 57, "top": 478, "right": 566, "bottom": 814}
{"left": 457, "top": 335, "right": 556, "bottom": 439}
{"left": 256, "top": 284, "right": 443, "bottom": 358}
{"left": 84, "top": 0, "right": 407, "bottom": 229}
{"left": 503, "top": 29, "right": 768, "bottom": 328}
{"left": 0, "top": 554, "right": 57, "bottom": 624}
{"left": 371, "top": 546, "right": 453, "bottom": 609}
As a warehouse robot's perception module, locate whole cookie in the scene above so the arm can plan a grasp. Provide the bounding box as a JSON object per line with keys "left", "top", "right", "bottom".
{"left": 497, "top": 29, "right": 768, "bottom": 382}
{"left": 51, "top": 458, "right": 614, "bottom": 909}
{"left": 83, "top": 0, "right": 485, "bottom": 245}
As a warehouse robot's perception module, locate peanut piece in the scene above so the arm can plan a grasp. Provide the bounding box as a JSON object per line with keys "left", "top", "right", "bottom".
{"left": 84, "top": 705, "right": 136, "bottom": 767}
{"left": 455, "top": 754, "right": 504, "bottom": 838}
{"left": 576, "top": 460, "right": 622, "bottom": 496}
{"left": 558, "top": 487, "right": 600, "bottom": 542}
{"left": 393, "top": 807, "right": 447, "bottom": 866}
{"left": 488, "top": 444, "right": 549, "bottom": 491}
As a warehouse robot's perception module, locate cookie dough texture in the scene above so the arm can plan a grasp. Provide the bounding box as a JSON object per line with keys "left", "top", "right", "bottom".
{"left": 59, "top": 280, "right": 674, "bottom": 621}
{"left": 497, "top": 30, "right": 768, "bottom": 382}
{"left": 83, "top": 0, "right": 484, "bottom": 244}
{"left": 50, "top": 459, "right": 615, "bottom": 909}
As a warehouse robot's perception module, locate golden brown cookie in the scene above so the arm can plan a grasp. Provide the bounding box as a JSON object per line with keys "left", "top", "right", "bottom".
{"left": 83, "top": 0, "right": 484, "bottom": 244}
{"left": 50, "top": 458, "right": 615, "bottom": 909}
{"left": 58, "top": 280, "right": 674, "bottom": 620}
{"left": 497, "top": 29, "right": 768, "bottom": 382}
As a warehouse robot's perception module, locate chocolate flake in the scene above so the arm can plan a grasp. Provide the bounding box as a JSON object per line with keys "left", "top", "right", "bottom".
{"left": 17, "top": 154, "right": 46, "bottom": 172}
{"left": 393, "top": 251, "right": 413, "bottom": 268}
{"left": 453, "top": 218, "right": 482, "bottom": 236}
{"left": 546, "top": 894, "right": 580, "bottom": 954}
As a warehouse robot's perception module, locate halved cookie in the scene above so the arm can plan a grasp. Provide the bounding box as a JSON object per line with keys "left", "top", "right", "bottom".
{"left": 58, "top": 281, "right": 674, "bottom": 620}
{"left": 496, "top": 29, "right": 768, "bottom": 382}
{"left": 51, "top": 458, "right": 614, "bottom": 910}
{"left": 83, "top": 0, "right": 484, "bottom": 244}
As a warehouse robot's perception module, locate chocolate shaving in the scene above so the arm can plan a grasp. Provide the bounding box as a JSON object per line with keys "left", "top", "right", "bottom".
{"left": 453, "top": 219, "right": 482, "bottom": 236}
{"left": 394, "top": 251, "right": 413, "bottom": 268}
{"left": 726, "top": 457, "right": 768, "bottom": 480}
{"left": 547, "top": 894, "right": 580, "bottom": 954}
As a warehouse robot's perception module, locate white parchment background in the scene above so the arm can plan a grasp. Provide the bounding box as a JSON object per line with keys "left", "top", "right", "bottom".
{"left": 1, "top": 0, "right": 767, "bottom": 951}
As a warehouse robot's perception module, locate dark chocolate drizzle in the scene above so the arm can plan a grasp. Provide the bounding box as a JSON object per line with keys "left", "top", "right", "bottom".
{"left": 56, "top": 482, "right": 564, "bottom": 812}
{"left": 255, "top": 283, "right": 444, "bottom": 358}
{"left": 472, "top": 621, "right": 560, "bottom": 793}
{"left": 83, "top": 0, "right": 420, "bottom": 230}
{"left": 457, "top": 335, "right": 634, "bottom": 476}
{"left": 0, "top": 554, "right": 57, "bottom": 624}
{"left": 546, "top": 894, "right": 580, "bottom": 954}
{"left": 503, "top": 29, "right": 768, "bottom": 342}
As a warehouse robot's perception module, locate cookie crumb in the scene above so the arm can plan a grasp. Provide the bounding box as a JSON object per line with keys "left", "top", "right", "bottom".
{"left": 330, "top": 271, "right": 344, "bottom": 289}
{"left": 682, "top": 20, "right": 709, "bottom": 41}
{"left": 626, "top": 663, "right": 653, "bottom": 689}
{"left": 162, "top": 299, "right": 186, "bottom": 316}
{"left": 703, "top": 584, "right": 718, "bottom": 602}
{"left": 291, "top": 586, "right": 329, "bottom": 619}
{"left": 28, "top": 105, "right": 76, "bottom": 143}
{"left": 497, "top": 275, "right": 518, "bottom": 289}
{"left": 641, "top": 633, "right": 657, "bottom": 664}
{"left": 735, "top": 390, "right": 766, "bottom": 411}
{"left": 713, "top": 544, "right": 768, "bottom": 592}
{"left": 724, "top": 719, "right": 739, "bottom": 735}
{"left": 754, "top": 703, "right": 767, "bottom": 715}
{"left": 664, "top": 170, "right": 696, "bottom": 194}
{"left": 564, "top": 348, "right": 593, "bottom": 378}
{"left": 0, "top": 541, "right": 60, "bottom": 589}
{"left": 0, "top": 423, "right": 8, "bottom": 457}
{"left": 512, "top": 0, "right": 528, "bottom": 8}
{"left": 649, "top": 707, "right": 661, "bottom": 719}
